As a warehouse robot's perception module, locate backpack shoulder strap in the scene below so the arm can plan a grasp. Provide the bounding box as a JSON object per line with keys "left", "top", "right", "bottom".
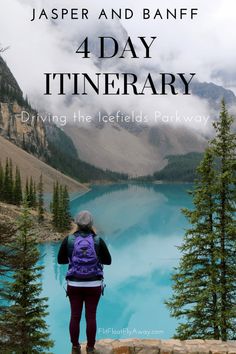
{"left": 67, "top": 234, "right": 76, "bottom": 258}
{"left": 93, "top": 235, "right": 101, "bottom": 256}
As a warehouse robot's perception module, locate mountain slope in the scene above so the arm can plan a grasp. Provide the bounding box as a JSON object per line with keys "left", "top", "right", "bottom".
{"left": 63, "top": 78, "right": 236, "bottom": 177}
{"left": 152, "top": 152, "right": 204, "bottom": 182}
{"left": 65, "top": 121, "right": 207, "bottom": 177}
{"left": 0, "top": 135, "right": 88, "bottom": 193}
{"left": 45, "top": 122, "right": 129, "bottom": 182}
{"left": 65, "top": 123, "right": 166, "bottom": 176}
{"left": 0, "top": 55, "right": 128, "bottom": 182}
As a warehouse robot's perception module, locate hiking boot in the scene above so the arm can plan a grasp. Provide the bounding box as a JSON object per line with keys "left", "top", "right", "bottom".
{"left": 71, "top": 345, "right": 81, "bottom": 354}
{"left": 86, "top": 346, "right": 100, "bottom": 354}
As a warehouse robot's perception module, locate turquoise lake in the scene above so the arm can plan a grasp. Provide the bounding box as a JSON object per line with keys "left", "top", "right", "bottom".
{"left": 39, "top": 183, "right": 193, "bottom": 354}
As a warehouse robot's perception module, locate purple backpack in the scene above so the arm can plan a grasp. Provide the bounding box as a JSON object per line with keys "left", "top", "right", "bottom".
{"left": 66, "top": 234, "right": 103, "bottom": 279}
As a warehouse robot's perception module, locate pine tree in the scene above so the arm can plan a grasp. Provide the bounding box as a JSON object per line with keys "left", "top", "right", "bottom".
{"left": 51, "top": 182, "right": 71, "bottom": 231}
{"left": 166, "top": 101, "right": 236, "bottom": 340}
{"left": 52, "top": 181, "right": 59, "bottom": 227}
{"left": 13, "top": 166, "right": 23, "bottom": 205}
{"left": 210, "top": 100, "right": 236, "bottom": 340}
{"left": 8, "top": 158, "right": 14, "bottom": 203}
{"left": 0, "top": 200, "right": 54, "bottom": 353}
{"left": 29, "top": 176, "right": 34, "bottom": 207}
{"left": 25, "top": 177, "right": 37, "bottom": 208}
{"left": 0, "top": 224, "right": 16, "bottom": 323}
{"left": 62, "top": 185, "right": 71, "bottom": 230}
{"left": 38, "top": 174, "right": 44, "bottom": 222}
{"left": 166, "top": 148, "right": 220, "bottom": 339}
{"left": 57, "top": 185, "right": 64, "bottom": 232}
{"left": 3, "top": 158, "right": 12, "bottom": 202}
{"left": 33, "top": 181, "right": 37, "bottom": 208}
{"left": 25, "top": 177, "right": 29, "bottom": 203}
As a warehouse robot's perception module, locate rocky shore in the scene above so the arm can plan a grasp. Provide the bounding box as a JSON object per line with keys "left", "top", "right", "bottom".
{"left": 0, "top": 201, "right": 67, "bottom": 243}
{"left": 81, "top": 339, "right": 236, "bottom": 354}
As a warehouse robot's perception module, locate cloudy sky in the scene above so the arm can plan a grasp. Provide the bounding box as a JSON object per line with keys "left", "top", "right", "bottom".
{"left": 0, "top": 0, "right": 236, "bottom": 131}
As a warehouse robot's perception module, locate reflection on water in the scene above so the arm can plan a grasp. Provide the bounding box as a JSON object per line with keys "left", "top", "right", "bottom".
{"left": 39, "top": 183, "right": 192, "bottom": 354}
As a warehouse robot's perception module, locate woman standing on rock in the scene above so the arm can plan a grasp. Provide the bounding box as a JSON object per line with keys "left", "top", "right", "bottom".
{"left": 57, "top": 210, "right": 112, "bottom": 354}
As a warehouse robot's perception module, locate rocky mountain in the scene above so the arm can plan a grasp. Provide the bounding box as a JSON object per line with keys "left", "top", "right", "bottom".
{"left": 1, "top": 53, "right": 235, "bottom": 180}
{"left": 64, "top": 120, "right": 206, "bottom": 177}
{"left": 191, "top": 81, "right": 236, "bottom": 109}
{"left": 0, "top": 55, "right": 128, "bottom": 183}
{"left": 0, "top": 56, "right": 21, "bottom": 94}
{"left": 0, "top": 56, "right": 88, "bottom": 192}
{"left": 63, "top": 78, "right": 236, "bottom": 177}
{"left": 0, "top": 56, "right": 47, "bottom": 157}
{"left": 0, "top": 55, "right": 88, "bottom": 192}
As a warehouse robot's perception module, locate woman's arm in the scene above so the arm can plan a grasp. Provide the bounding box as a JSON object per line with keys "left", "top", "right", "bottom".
{"left": 99, "top": 238, "right": 112, "bottom": 265}
{"left": 57, "top": 236, "right": 69, "bottom": 264}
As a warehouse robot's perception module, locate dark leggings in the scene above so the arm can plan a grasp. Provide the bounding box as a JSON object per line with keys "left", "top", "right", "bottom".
{"left": 67, "top": 285, "right": 102, "bottom": 348}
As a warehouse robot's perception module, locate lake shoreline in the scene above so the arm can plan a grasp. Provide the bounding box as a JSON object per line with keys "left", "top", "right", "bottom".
{"left": 69, "top": 187, "right": 92, "bottom": 201}
{"left": 37, "top": 181, "right": 193, "bottom": 243}
{"left": 87, "top": 180, "right": 194, "bottom": 187}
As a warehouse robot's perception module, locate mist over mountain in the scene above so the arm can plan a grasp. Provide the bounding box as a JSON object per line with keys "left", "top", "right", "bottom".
{"left": 0, "top": 55, "right": 128, "bottom": 183}
{"left": 1, "top": 0, "right": 236, "bottom": 180}
{"left": 2, "top": 51, "right": 235, "bottom": 178}
{"left": 62, "top": 78, "right": 235, "bottom": 177}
